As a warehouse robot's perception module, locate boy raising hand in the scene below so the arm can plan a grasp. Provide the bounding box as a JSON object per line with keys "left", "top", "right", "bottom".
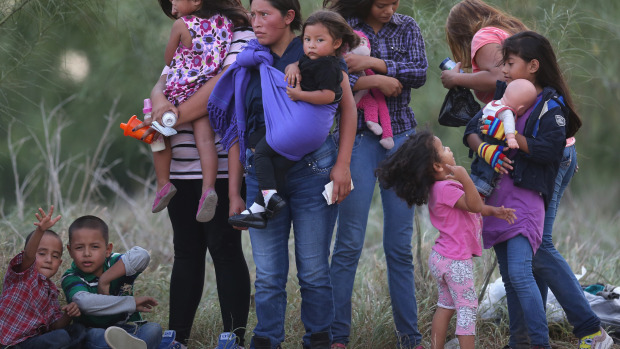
{"left": 0, "top": 206, "right": 83, "bottom": 348}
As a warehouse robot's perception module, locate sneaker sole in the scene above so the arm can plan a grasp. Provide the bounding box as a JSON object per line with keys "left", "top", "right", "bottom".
{"left": 196, "top": 190, "right": 218, "bottom": 222}
{"left": 104, "top": 326, "right": 147, "bottom": 349}
{"left": 152, "top": 184, "right": 177, "bottom": 213}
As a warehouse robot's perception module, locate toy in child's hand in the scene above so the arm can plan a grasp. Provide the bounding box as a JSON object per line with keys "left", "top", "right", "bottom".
{"left": 481, "top": 115, "right": 506, "bottom": 141}
{"left": 477, "top": 142, "right": 508, "bottom": 173}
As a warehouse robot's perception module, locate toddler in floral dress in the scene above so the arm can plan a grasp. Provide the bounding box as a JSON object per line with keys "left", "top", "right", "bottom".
{"left": 151, "top": 0, "right": 233, "bottom": 222}
{"left": 376, "top": 131, "right": 516, "bottom": 349}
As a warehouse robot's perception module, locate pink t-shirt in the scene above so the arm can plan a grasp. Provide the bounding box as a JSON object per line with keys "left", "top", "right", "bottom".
{"left": 429, "top": 180, "right": 482, "bottom": 260}
{"left": 471, "top": 26, "right": 510, "bottom": 104}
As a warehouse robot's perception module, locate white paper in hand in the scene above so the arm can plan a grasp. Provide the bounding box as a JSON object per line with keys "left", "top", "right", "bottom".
{"left": 151, "top": 121, "right": 177, "bottom": 136}
{"left": 322, "top": 180, "right": 354, "bottom": 204}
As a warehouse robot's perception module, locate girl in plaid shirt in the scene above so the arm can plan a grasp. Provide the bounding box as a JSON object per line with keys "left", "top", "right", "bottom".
{"left": 324, "top": 0, "right": 428, "bottom": 348}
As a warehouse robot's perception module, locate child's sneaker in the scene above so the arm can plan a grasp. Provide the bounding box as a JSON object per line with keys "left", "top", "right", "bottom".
{"left": 104, "top": 326, "right": 147, "bottom": 349}
{"left": 215, "top": 332, "right": 239, "bottom": 349}
{"left": 159, "top": 330, "right": 179, "bottom": 349}
{"left": 331, "top": 343, "right": 346, "bottom": 349}
{"left": 579, "top": 328, "right": 614, "bottom": 349}
{"left": 196, "top": 188, "right": 218, "bottom": 222}
{"left": 153, "top": 182, "right": 177, "bottom": 213}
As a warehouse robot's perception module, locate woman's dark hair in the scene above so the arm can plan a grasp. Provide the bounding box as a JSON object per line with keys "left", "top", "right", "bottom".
{"left": 375, "top": 130, "right": 440, "bottom": 207}
{"left": 323, "top": 0, "right": 374, "bottom": 21}
{"left": 502, "top": 31, "right": 582, "bottom": 137}
{"left": 249, "top": 0, "right": 303, "bottom": 32}
{"left": 303, "top": 10, "right": 360, "bottom": 56}
{"left": 158, "top": 0, "right": 251, "bottom": 27}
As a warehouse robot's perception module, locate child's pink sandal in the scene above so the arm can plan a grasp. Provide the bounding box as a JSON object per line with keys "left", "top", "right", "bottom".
{"left": 152, "top": 182, "right": 177, "bottom": 213}
{"left": 196, "top": 188, "right": 218, "bottom": 222}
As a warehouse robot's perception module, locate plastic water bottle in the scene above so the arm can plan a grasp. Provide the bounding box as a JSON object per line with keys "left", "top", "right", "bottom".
{"left": 143, "top": 99, "right": 166, "bottom": 152}
{"left": 162, "top": 111, "right": 178, "bottom": 127}
{"left": 439, "top": 57, "right": 465, "bottom": 73}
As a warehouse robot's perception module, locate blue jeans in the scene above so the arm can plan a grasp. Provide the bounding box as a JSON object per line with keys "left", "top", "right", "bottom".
{"left": 531, "top": 145, "right": 600, "bottom": 338}
{"left": 13, "top": 324, "right": 85, "bottom": 349}
{"left": 246, "top": 137, "right": 339, "bottom": 348}
{"left": 494, "top": 235, "right": 549, "bottom": 349}
{"left": 330, "top": 130, "right": 422, "bottom": 348}
{"left": 84, "top": 322, "right": 162, "bottom": 349}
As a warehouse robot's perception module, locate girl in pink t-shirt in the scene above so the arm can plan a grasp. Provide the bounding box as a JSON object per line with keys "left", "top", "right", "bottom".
{"left": 376, "top": 130, "right": 516, "bottom": 349}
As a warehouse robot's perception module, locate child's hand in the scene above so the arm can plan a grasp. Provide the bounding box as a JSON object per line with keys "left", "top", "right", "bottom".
{"left": 97, "top": 280, "right": 111, "bottom": 296}
{"left": 34, "top": 206, "right": 61, "bottom": 233}
{"left": 284, "top": 63, "right": 301, "bottom": 87}
{"left": 134, "top": 296, "right": 158, "bottom": 312}
{"left": 62, "top": 302, "right": 81, "bottom": 318}
{"left": 493, "top": 205, "right": 517, "bottom": 224}
{"left": 445, "top": 164, "right": 470, "bottom": 184}
{"left": 506, "top": 135, "right": 519, "bottom": 149}
{"left": 286, "top": 83, "right": 302, "bottom": 101}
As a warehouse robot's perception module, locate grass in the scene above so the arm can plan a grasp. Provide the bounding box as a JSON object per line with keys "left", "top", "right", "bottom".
{"left": 1, "top": 1, "right": 620, "bottom": 347}
{"left": 1, "top": 169, "right": 619, "bottom": 348}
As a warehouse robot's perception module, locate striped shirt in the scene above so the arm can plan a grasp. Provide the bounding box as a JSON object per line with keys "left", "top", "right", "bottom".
{"left": 346, "top": 13, "right": 427, "bottom": 135}
{"left": 162, "top": 26, "right": 256, "bottom": 180}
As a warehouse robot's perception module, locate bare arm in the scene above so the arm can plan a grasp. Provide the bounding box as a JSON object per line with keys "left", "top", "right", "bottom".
{"left": 286, "top": 87, "right": 336, "bottom": 104}
{"left": 330, "top": 71, "right": 356, "bottom": 203}
{"left": 17, "top": 206, "right": 61, "bottom": 273}
{"left": 447, "top": 164, "right": 483, "bottom": 213}
{"left": 442, "top": 44, "right": 504, "bottom": 93}
{"left": 164, "top": 19, "right": 188, "bottom": 66}
{"left": 352, "top": 74, "right": 403, "bottom": 97}
{"left": 227, "top": 143, "right": 246, "bottom": 226}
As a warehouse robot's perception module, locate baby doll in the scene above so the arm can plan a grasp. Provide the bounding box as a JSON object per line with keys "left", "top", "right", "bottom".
{"left": 349, "top": 30, "right": 394, "bottom": 149}
{"left": 481, "top": 78, "right": 537, "bottom": 149}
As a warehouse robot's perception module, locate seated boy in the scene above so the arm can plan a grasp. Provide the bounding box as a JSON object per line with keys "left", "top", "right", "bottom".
{"left": 61, "top": 215, "right": 162, "bottom": 349}
{"left": 0, "top": 206, "right": 83, "bottom": 349}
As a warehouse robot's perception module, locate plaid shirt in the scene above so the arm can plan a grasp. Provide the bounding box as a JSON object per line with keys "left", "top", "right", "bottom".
{"left": 0, "top": 252, "right": 63, "bottom": 346}
{"left": 347, "top": 13, "right": 427, "bottom": 134}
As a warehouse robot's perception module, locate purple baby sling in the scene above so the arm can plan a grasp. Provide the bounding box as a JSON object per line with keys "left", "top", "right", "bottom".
{"left": 208, "top": 39, "right": 337, "bottom": 162}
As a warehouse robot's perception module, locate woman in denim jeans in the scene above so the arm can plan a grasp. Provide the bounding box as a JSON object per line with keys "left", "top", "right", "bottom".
{"left": 220, "top": 0, "right": 357, "bottom": 348}
{"left": 322, "top": 0, "right": 428, "bottom": 348}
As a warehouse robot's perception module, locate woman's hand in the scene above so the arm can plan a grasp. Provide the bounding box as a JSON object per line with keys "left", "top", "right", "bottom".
{"left": 374, "top": 75, "right": 403, "bottom": 98}
{"left": 229, "top": 194, "right": 248, "bottom": 231}
{"left": 329, "top": 161, "right": 352, "bottom": 204}
{"left": 344, "top": 53, "right": 373, "bottom": 74}
{"left": 440, "top": 62, "right": 462, "bottom": 89}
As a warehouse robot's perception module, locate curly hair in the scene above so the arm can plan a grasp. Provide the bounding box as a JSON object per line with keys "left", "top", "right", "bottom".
{"left": 303, "top": 10, "right": 360, "bottom": 56}
{"left": 375, "top": 131, "right": 440, "bottom": 207}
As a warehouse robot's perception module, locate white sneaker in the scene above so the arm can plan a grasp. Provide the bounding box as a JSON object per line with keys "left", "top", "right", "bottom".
{"left": 578, "top": 327, "right": 614, "bottom": 349}
{"left": 104, "top": 326, "right": 147, "bottom": 349}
